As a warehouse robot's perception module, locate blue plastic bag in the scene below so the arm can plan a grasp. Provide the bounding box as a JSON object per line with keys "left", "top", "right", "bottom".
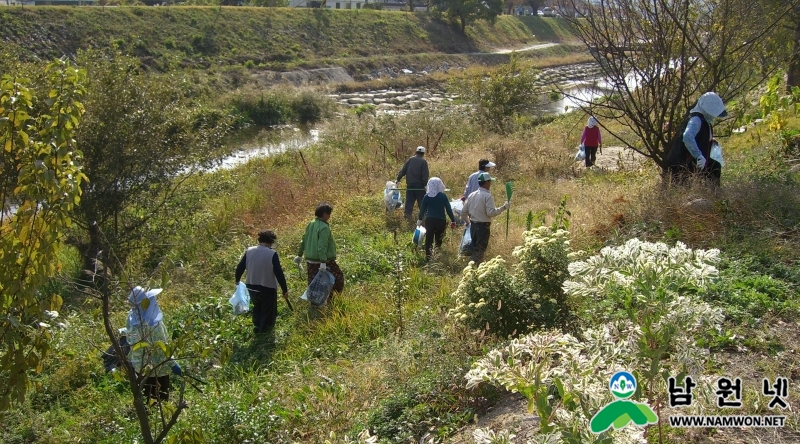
{"left": 412, "top": 226, "right": 426, "bottom": 249}
{"left": 229, "top": 282, "right": 250, "bottom": 315}
{"left": 302, "top": 269, "right": 335, "bottom": 306}
{"left": 459, "top": 227, "right": 473, "bottom": 256}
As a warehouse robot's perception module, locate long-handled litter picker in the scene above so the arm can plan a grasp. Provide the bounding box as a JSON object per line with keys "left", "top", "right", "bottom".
{"left": 505, "top": 181, "right": 513, "bottom": 239}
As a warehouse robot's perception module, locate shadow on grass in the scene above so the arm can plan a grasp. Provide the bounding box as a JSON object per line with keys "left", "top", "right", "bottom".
{"left": 229, "top": 331, "right": 279, "bottom": 368}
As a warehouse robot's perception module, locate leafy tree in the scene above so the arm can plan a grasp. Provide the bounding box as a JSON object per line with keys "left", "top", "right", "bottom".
{"left": 556, "top": 0, "right": 791, "bottom": 174}
{"left": 78, "top": 239, "right": 218, "bottom": 444}
{"left": 450, "top": 55, "right": 541, "bottom": 133}
{"left": 72, "top": 50, "right": 233, "bottom": 270}
{"left": 0, "top": 60, "right": 87, "bottom": 410}
{"left": 430, "top": 0, "right": 503, "bottom": 33}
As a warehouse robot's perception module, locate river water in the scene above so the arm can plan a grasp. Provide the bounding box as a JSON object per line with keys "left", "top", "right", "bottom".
{"left": 4, "top": 64, "right": 610, "bottom": 217}
{"left": 218, "top": 63, "right": 610, "bottom": 169}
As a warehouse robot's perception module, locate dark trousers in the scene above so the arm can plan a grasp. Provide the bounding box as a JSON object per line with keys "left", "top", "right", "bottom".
{"left": 404, "top": 189, "right": 425, "bottom": 218}
{"left": 247, "top": 284, "right": 278, "bottom": 334}
{"left": 585, "top": 146, "right": 598, "bottom": 167}
{"left": 469, "top": 222, "right": 491, "bottom": 265}
{"left": 423, "top": 218, "right": 447, "bottom": 261}
{"left": 669, "top": 158, "right": 721, "bottom": 186}
{"left": 142, "top": 375, "right": 170, "bottom": 402}
{"left": 307, "top": 260, "right": 345, "bottom": 302}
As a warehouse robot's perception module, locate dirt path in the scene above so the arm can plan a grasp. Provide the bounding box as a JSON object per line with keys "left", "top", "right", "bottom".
{"left": 589, "top": 145, "right": 648, "bottom": 171}
{"left": 490, "top": 42, "right": 560, "bottom": 54}
{"left": 446, "top": 393, "right": 539, "bottom": 443}
{"left": 571, "top": 145, "right": 649, "bottom": 171}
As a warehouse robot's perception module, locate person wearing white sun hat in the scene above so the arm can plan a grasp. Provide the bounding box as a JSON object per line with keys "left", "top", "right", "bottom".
{"left": 580, "top": 116, "right": 602, "bottom": 168}
{"left": 667, "top": 92, "right": 728, "bottom": 186}
{"left": 126, "top": 286, "right": 181, "bottom": 403}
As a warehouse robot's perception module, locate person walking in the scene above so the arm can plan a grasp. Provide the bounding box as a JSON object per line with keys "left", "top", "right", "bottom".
{"left": 125, "top": 286, "right": 181, "bottom": 403}
{"left": 580, "top": 116, "right": 602, "bottom": 168}
{"left": 294, "top": 202, "right": 344, "bottom": 303}
{"left": 462, "top": 172, "right": 510, "bottom": 265}
{"left": 417, "top": 177, "right": 458, "bottom": 261}
{"left": 462, "top": 158, "right": 496, "bottom": 202}
{"left": 396, "top": 146, "right": 430, "bottom": 220}
{"left": 235, "top": 230, "right": 290, "bottom": 334}
{"left": 667, "top": 92, "right": 727, "bottom": 186}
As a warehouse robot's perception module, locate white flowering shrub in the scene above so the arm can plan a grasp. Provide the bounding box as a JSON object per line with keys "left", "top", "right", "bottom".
{"left": 472, "top": 427, "right": 516, "bottom": 444}
{"left": 563, "top": 239, "right": 723, "bottom": 376}
{"left": 564, "top": 239, "right": 720, "bottom": 320}
{"left": 463, "top": 239, "right": 726, "bottom": 443}
{"left": 448, "top": 257, "right": 529, "bottom": 337}
{"left": 512, "top": 227, "right": 573, "bottom": 329}
{"left": 449, "top": 227, "right": 575, "bottom": 337}
{"left": 465, "top": 327, "right": 646, "bottom": 444}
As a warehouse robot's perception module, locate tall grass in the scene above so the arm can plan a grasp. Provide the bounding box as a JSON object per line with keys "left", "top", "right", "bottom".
{"left": 6, "top": 91, "right": 800, "bottom": 443}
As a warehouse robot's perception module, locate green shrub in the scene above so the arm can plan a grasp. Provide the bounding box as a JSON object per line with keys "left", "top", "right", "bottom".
{"left": 293, "top": 91, "right": 326, "bottom": 125}
{"left": 228, "top": 89, "right": 334, "bottom": 127}
{"left": 511, "top": 226, "right": 573, "bottom": 329}
{"left": 705, "top": 256, "right": 799, "bottom": 325}
{"left": 449, "top": 257, "right": 530, "bottom": 337}
{"left": 449, "top": 55, "right": 541, "bottom": 133}
{"left": 449, "top": 226, "right": 574, "bottom": 337}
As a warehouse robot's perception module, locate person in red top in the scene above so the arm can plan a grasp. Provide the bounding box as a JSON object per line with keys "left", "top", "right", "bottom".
{"left": 580, "top": 116, "right": 602, "bottom": 168}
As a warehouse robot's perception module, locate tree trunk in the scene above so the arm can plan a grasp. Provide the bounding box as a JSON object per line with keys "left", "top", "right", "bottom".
{"left": 460, "top": 16, "right": 466, "bottom": 33}
{"left": 788, "top": 18, "right": 800, "bottom": 91}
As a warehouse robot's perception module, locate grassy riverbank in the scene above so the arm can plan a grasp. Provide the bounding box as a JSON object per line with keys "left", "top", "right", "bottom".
{"left": 0, "top": 7, "right": 578, "bottom": 72}
{"left": 3, "top": 97, "right": 800, "bottom": 442}
{"left": 3, "top": 10, "right": 800, "bottom": 442}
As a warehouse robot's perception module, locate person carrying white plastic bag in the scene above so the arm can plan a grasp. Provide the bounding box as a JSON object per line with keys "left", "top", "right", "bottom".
{"left": 416, "top": 177, "right": 458, "bottom": 261}
{"left": 235, "top": 230, "right": 290, "bottom": 334}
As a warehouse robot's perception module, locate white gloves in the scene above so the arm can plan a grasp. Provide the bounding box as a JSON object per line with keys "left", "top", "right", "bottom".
{"left": 696, "top": 156, "right": 707, "bottom": 170}
{"left": 319, "top": 263, "right": 327, "bottom": 271}
{"left": 293, "top": 256, "right": 302, "bottom": 265}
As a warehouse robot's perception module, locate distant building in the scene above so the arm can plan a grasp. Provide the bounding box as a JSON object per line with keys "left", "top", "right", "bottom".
{"left": 35, "top": 0, "right": 94, "bottom": 4}
{"left": 288, "top": 0, "right": 426, "bottom": 9}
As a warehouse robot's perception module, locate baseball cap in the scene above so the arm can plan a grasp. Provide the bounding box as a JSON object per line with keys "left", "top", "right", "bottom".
{"left": 477, "top": 172, "right": 496, "bottom": 183}
{"left": 479, "top": 159, "right": 496, "bottom": 169}
{"left": 416, "top": 146, "right": 426, "bottom": 153}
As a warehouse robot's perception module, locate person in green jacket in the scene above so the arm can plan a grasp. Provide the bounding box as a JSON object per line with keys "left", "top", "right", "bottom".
{"left": 294, "top": 202, "right": 344, "bottom": 302}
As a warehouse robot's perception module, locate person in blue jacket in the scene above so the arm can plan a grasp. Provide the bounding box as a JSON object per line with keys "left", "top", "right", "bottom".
{"left": 417, "top": 177, "right": 457, "bottom": 261}
{"left": 667, "top": 92, "right": 727, "bottom": 186}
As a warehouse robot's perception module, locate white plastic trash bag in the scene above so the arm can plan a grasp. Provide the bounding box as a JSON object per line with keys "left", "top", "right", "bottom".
{"left": 710, "top": 141, "right": 724, "bottom": 167}
{"left": 412, "top": 226, "right": 426, "bottom": 248}
{"left": 450, "top": 199, "right": 465, "bottom": 225}
{"left": 384, "top": 181, "right": 403, "bottom": 211}
{"left": 574, "top": 144, "right": 586, "bottom": 162}
{"left": 459, "top": 227, "right": 473, "bottom": 256}
{"left": 302, "top": 269, "right": 335, "bottom": 306}
{"left": 229, "top": 282, "right": 250, "bottom": 315}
